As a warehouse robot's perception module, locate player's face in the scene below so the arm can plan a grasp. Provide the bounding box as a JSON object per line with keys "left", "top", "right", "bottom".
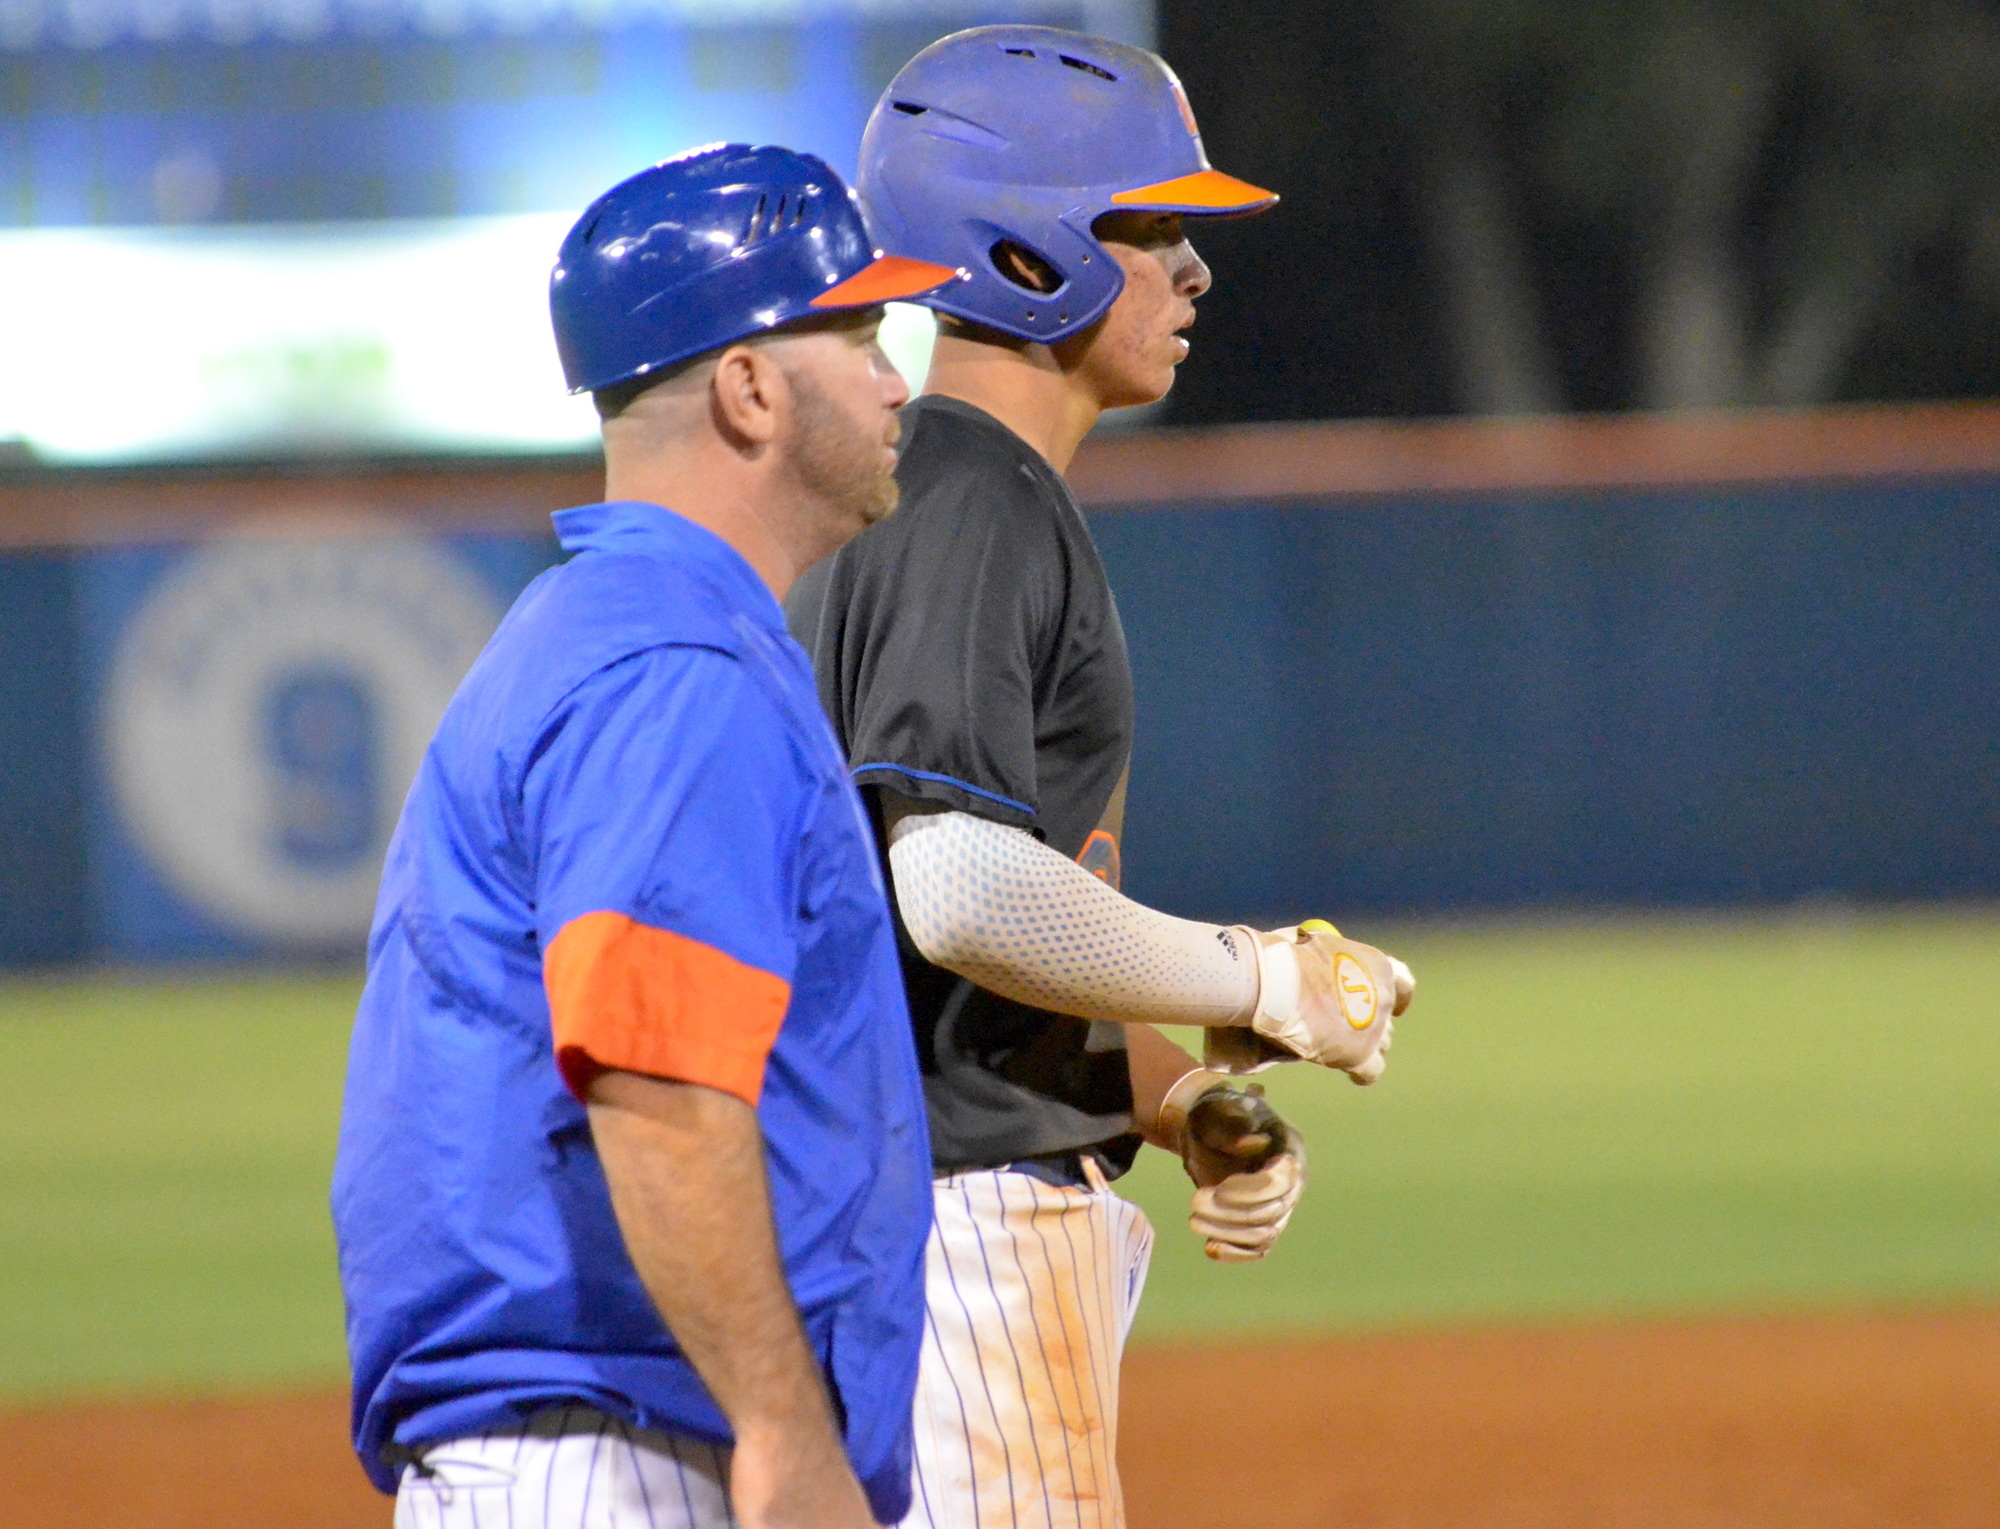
{"left": 1066, "top": 211, "right": 1212, "bottom": 410}
{"left": 774, "top": 311, "right": 910, "bottom": 550}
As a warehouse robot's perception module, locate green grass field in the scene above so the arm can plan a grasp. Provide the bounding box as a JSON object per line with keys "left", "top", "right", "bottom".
{"left": 2, "top": 910, "right": 1996, "bottom": 1404}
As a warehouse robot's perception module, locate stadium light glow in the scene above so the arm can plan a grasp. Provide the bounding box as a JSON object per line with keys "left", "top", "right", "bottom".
{"left": 0, "top": 215, "right": 600, "bottom": 463}
{"left": 0, "top": 223, "right": 943, "bottom": 464}
{"left": 879, "top": 301, "right": 937, "bottom": 395}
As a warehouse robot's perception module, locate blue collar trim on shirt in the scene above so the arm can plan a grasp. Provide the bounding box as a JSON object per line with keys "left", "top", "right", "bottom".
{"left": 551, "top": 500, "right": 784, "bottom": 629}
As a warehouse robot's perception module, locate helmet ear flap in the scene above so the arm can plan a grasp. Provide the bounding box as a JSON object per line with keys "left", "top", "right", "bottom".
{"left": 989, "top": 239, "right": 1064, "bottom": 296}
{"left": 921, "top": 211, "right": 1124, "bottom": 340}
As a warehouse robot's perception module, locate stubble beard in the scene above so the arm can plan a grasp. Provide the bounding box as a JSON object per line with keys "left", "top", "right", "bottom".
{"left": 783, "top": 367, "right": 900, "bottom": 533}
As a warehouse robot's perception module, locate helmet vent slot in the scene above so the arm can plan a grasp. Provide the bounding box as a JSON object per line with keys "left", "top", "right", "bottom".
{"left": 741, "top": 190, "right": 810, "bottom": 247}
{"left": 1002, "top": 46, "right": 1035, "bottom": 57}
{"left": 900, "top": 103, "right": 1010, "bottom": 151}
{"left": 892, "top": 101, "right": 927, "bottom": 115}
{"left": 1058, "top": 54, "right": 1117, "bottom": 81}
{"left": 990, "top": 239, "right": 1064, "bottom": 295}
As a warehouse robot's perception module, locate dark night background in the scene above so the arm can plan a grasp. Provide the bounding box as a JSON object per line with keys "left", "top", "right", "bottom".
{"left": 1157, "top": 0, "right": 2000, "bottom": 426}
{"left": 1160, "top": 0, "right": 1456, "bottom": 424}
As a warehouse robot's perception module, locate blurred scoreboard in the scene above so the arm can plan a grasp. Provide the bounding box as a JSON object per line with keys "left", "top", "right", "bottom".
{"left": 0, "top": 0, "right": 1151, "bottom": 226}
{"left": 0, "top": 0, "right": 1149, "bottom": 463}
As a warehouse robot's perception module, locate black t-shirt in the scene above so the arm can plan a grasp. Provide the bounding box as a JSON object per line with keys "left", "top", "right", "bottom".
{"left": 785, "top": 395, "right": 1139, "bottom": 1174}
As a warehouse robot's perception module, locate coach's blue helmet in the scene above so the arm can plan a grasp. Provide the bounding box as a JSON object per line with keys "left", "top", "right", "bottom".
{"left": 552, "top": 143, "right": 964, "bottom": 394}
{"left": 857, "top": 26, "right": 1277, "bottom": 345}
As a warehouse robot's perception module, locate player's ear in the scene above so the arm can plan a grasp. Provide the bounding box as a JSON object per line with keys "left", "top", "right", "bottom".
{"left": 708, "top": 342, "right": 786, "bottom": 450}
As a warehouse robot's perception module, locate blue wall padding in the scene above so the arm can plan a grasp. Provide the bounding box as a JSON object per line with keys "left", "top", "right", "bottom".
{"left": 0, "top": 554, "right": 88, "bottom": 965}
{"left": 1094, "top": 478, "right": 2000, "bottom": 923}
{"left": 1, "top": 481, "right": 1994, "bottom": 966}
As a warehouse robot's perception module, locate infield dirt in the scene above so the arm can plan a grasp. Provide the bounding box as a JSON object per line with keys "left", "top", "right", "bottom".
{"left": 5, "top": 1305, "right": 1997, "bottom": 1528}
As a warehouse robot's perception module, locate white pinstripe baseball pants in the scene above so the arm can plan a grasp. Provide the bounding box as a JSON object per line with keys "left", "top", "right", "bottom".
{"left": 905, "top": 1166, "right": 1156, "bottom": 1529}
{"left": 393, "top": 1405, "right": 736, "bottom": 1529}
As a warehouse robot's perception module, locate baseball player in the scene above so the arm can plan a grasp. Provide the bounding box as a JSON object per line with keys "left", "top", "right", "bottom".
{"left": 785, "top": 29, "right": 1416, "bottom": 1527}
{"left": 331, "top": 145, "right": 963, "bottom": 1529}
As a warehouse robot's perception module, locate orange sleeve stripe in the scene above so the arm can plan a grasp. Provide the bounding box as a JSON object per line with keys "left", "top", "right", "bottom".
{"left": 543, "top": 911, "right": 792, "bottom": 1107}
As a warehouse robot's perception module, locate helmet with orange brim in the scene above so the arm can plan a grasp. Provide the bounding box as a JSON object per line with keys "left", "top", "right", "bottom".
{"left": 856, "top": 25, "right": 1277, "bottom": 345}
{"left": 552, "top": 143, "right": 965, "bottom": 395}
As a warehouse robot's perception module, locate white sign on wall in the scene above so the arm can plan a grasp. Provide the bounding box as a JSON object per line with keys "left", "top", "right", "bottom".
{"left": 102, "top": 531, "right": 503, "bottom": 945}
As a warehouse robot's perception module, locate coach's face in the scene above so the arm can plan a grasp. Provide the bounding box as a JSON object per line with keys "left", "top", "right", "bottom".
{"left": 1068, "top": 211, "right": 1212, "bottom": 410}
{"left": 767, "top": 309, "right": 911, "bottom": 557}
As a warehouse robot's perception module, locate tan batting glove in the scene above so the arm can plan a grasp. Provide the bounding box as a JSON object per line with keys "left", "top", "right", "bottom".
{"left": 1205, "top": 921, "right": 1413, "bottom": 1083}
{"left": 1158, "top": 1069, "right": 1307, "bottom": 1263}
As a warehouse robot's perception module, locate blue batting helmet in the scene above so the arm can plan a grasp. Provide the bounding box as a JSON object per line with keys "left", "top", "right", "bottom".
{"left": 856, "top": 26, "right": 1277, "bottom": 345}
{"left": 551, "top": 143, "right": 963, "bottom": 394}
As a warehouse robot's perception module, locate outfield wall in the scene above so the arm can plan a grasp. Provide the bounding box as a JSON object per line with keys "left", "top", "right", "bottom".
{"left": 2, "top": 402, "right": 1996, "bottom": 964}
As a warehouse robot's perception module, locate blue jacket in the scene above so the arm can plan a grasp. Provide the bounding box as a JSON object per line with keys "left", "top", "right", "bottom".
{"left": 332, "top": 502, "right": 930, "bottom": 1523}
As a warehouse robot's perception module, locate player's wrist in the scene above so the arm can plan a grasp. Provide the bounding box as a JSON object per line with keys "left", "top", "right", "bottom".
{"left": 730, "top": 1424, "right": 873, "bottom": 1529}
{"left": 1215, "top": 925, "right": 1288, "bottom": 1027}
{"left": 1155, "top": 1066, "right": 1235, "bottom": 1156}
{"left": 1202, "top": 927, "right": 1302, "bottom": 1074}
{"left": 732, "top": 1413, "right": 853, "bottom": 1495}
{"left": 727, "top": 1355, "right": 847, "bottom": 1451}
{"left": 1240, "top": 926, "right": 1300, "bottom": 1028}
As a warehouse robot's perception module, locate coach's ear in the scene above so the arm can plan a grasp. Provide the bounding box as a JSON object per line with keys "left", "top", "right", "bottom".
{"left": 709, "top": 342, "right": 789, "bottom": 452}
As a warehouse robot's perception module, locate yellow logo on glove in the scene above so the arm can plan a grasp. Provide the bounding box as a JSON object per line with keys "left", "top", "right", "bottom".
{"left": 1334, "top": 953, "right": 1378, "bottom": 1029}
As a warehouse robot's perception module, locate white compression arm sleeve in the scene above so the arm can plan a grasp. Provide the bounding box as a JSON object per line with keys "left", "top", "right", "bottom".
{"left": 886, "top": 810, "right": 1258, "bottom": 1028}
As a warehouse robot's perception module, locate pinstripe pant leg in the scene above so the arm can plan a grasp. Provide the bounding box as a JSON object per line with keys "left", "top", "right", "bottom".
{"left": 904, "top": 1171, "right": 1154, "bottom": 1529}
{"left": 394, "top": 1414, "right": 735, "bottom": 1528}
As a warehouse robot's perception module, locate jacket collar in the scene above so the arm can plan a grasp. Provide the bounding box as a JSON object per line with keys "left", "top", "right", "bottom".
{"left": 551, "top": 500, "right": 783, "bottom": 629}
